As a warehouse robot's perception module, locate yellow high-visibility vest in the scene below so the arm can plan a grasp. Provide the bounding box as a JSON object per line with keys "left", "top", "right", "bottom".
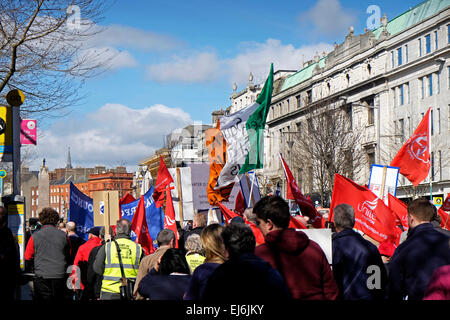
{"left": 101, "top": 238, "right": 142, "bottom": 294}
{"left": 185, "top": 252, "right": 205, "bottom": 273}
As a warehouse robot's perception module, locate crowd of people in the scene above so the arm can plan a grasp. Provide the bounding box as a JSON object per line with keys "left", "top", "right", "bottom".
{"left": 0, "top": 195, "right": 449, "bottom": 301}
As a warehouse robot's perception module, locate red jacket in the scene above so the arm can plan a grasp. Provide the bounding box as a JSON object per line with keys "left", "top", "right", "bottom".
{"left": 255, "top": 228, "right": 338, "bottom": 300}
{"left": 72, "top": 236, "right": 102, "bottom": 290}
{"left": 423, "top": 265, "right": 450, "bottom": 300}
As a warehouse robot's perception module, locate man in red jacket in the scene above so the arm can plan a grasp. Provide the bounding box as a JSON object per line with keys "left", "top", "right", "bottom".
{"left": 254, "top": 195, "right": 338, "bottom": 300}
{"left": 70, "top": 226, "right": 103, "bottom": 298}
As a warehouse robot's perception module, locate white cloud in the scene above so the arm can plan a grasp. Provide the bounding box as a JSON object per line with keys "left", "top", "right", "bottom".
{"left": 75, "top": 46, "right": 138, "bottom": 71}
{"left": 225, "top": 39, "right": 334, "bottom": 86}
{"left": 146, "top": 52, "right": 222, "bottom": 83}
{"left": 298, "top": 0, "right": 357, "bottom": 36}
{"left": 86, "top": 24, "right": 183, "bottom": 52}
{"left": 32, "top": 104, "right": 193, "bottom": 171}
{"left": 145, "top": 39, "right": 333, "bottom": 86}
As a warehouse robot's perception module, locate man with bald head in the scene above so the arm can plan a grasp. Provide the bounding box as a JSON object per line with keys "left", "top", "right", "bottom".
{"left": 66, "top": 221, "right": 86, "bottom": 266}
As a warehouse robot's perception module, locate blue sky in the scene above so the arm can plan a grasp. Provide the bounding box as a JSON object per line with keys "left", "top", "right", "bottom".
{"left": 30, "top": 0, "right": 423, "bottom": 171}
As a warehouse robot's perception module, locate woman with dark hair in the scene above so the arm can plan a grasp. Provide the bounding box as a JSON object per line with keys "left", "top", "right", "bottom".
{"left": 184, "top": 223, "right": 226, "bottom": 300}
{"left": 137, "top": 248, "right": 191, "bottom": 300}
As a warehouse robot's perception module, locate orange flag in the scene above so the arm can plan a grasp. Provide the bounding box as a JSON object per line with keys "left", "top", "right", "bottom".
{"left": 390, "top": 108, "right": 431, "bottom": 186}
{"left": 206, "top": 119, "right": 234, "bottom": 205}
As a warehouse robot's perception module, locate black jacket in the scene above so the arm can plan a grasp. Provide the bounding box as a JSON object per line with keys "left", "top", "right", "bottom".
{"left": 202, "top": 253, "right": 291, "bottom": 301}
{"left": 388, "top": 223, "right": 450, "bottom": 300}
{"left": 332, "top": 229, "right": 387, "bottom": 300}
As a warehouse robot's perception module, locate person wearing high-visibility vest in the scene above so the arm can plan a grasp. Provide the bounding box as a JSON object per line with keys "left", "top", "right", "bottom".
{"left": 93, "top": 219, "right": 145, "bottom": 300}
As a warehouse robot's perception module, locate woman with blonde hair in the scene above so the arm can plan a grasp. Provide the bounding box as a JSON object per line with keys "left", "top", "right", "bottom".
{"left": 184, "top": 223, "right": 226, "bottom": 300}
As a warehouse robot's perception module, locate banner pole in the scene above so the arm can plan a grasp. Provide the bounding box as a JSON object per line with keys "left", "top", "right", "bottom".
{"left": 176, "top": 168, "right": 184, "bottom": 227}
{"left": 379, "top": 166, "right": 387, "bottom": 202}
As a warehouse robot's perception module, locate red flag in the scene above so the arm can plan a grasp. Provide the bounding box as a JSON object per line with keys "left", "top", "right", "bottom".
{"left": 307, "top": 195, "right": 313, "bottom": 204}
{"left": 442, "top": 193, "right": 450, "bottom": 211}
{"left": 131, "top": 196, "right": 154, "bottom": 255}
{"left": 217, "top": 201, "right": 240, "bottom": 223}
{"left": 388, "top": 193, "right": 409, "bottom": 231}
{"left": 164, "top": 188, "right": 179, "bottom": 248}
{"left": 330, "top": 173, "right": 398, "bottom": 243}
{"left": 289, "top": 216, "right": 307, "bottom": 229}
{"left": 218, "top": 202, "right": 266, "bottom": 244}
{"left": 235, "top": 190, "right": 246, "bottom": 215}
{"left": 390, "top": 108, "right": 431, "bottom": 186}
{"left": 154, "top": 156, "right": 174, "bottom": 207}
{"left": 438, "top": 207, "right": 450, "bottom": 230}
{"left": 279, "top": 153, "right": 324, "bottom": 228}
{"left": 119, "top": 192, "right": 136, "bottom": 218}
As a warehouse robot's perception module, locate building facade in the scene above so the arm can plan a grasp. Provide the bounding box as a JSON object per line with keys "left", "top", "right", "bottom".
{"left": 263, "top": 0, "right": 450, "bottom": 205}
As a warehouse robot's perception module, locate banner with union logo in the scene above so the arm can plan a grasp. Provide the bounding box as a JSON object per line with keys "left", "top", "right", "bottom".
{"left": 390, "top": 108, "right": 431, "bottom": 186}
{"left": 329, "top": 174, "right": 399, "bottom": 244}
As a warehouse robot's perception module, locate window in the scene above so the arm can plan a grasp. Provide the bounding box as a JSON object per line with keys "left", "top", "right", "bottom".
{"left": 307, "top": 90, "right": 312, "bottom": 104}
{"left": 399, "top": 119, "right": 404, "bottom": 140}
{"left": 448, "top": 25, "right": 450, "bottom": 44}
{"left": 408, "top": 116, "right": 411, "bottom": 135}
{"left": 428, "top": 74, "right": 433, "bottom": 96}
{"left": 434, "top": 30, "right": 438, "bottom": 50}
{"left": 397, "top": 47, "right": 402, "bottom": 66}
{"left": 393, "top": 88, "right": 397, "bottom": 106}
{"left": 36, "top": 190, "right": 38, "bottom": 195}
{"left": 431, "top": 109, "right": 434, "bottom": 136}
{"left": 406, "top": 82, "right": 410, "bottom": 104}
{"left": 439, "top": 150, "right": 442, "bottom": 180}
{"left": 437, "top": 108, "right": 441, "bottom": 134}
{"left": 400, "top": 85, "right": 404, "bottom": 105}
{"left": 391, "top": 51, "right": 395, "bottom": 68}
{"left": 421, "top": 77, "right": 425, "bottom": 99}
{"left": 431, "top": 151, "right": 435, "bottom": 181}
{"left": 425, "top": 34, "right": 431, "bottom": 54}
{"left": 448, "top": 66, "right": 450, "bottom": 89}
{"left": 418, "top": 38, "right": 422, "bottom": 56}
{"left": 32, "top": 190, "right": 34, "bottom": 196}
{"left": 296, "top": 95, "right": 301, "bottom": 108}
{"left": 437, "top": 71, "right": 441, "bottom": 94}
{"left": 405, "top": 44, "right": 408, "bottom": 63}
{"left": 368, "top": 107, "right": 374, "bottom": 125}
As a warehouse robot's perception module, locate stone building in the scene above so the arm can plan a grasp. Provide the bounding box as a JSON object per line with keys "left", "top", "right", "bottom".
{"left": 262, "top": 0, "right": 450, "bottom": 205}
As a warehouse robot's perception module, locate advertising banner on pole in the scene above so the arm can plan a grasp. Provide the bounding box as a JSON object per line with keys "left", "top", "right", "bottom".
{"left": 21, "top": 119, "right": 37, "bottom": 145}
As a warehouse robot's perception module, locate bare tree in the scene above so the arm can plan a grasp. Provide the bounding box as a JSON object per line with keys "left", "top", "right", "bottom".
{"left": 288, "top": 98, "right": 366, "bottom": 207}
{"left": 0, "top": 0, "right": 111, "bottom": 123}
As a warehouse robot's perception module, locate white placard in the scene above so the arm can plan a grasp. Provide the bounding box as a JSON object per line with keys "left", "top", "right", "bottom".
{"left": 169, "top": 167, "right": 194, "bottom": 221}
{"left": 368, "top": 164, "right": 399, "bottom": 205}
{"left": 298, "top": 228, "right": 332, "bottom": 265}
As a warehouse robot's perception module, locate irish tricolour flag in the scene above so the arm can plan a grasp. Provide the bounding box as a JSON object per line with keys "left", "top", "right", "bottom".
{"left": 215, "top": 64, "right": 274, "bottom": 189}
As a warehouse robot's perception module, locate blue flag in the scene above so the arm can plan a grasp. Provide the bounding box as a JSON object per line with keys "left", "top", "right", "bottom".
{"left": 120, "top": 186, "right": 165, "bottom": 248}
{"left": 69, "top": 182, "right": 94, "bottom": 241}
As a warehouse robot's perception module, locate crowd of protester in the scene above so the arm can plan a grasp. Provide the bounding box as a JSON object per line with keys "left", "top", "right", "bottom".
{"left": 0, "top": 195, "right": 449, "bottom": 301}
